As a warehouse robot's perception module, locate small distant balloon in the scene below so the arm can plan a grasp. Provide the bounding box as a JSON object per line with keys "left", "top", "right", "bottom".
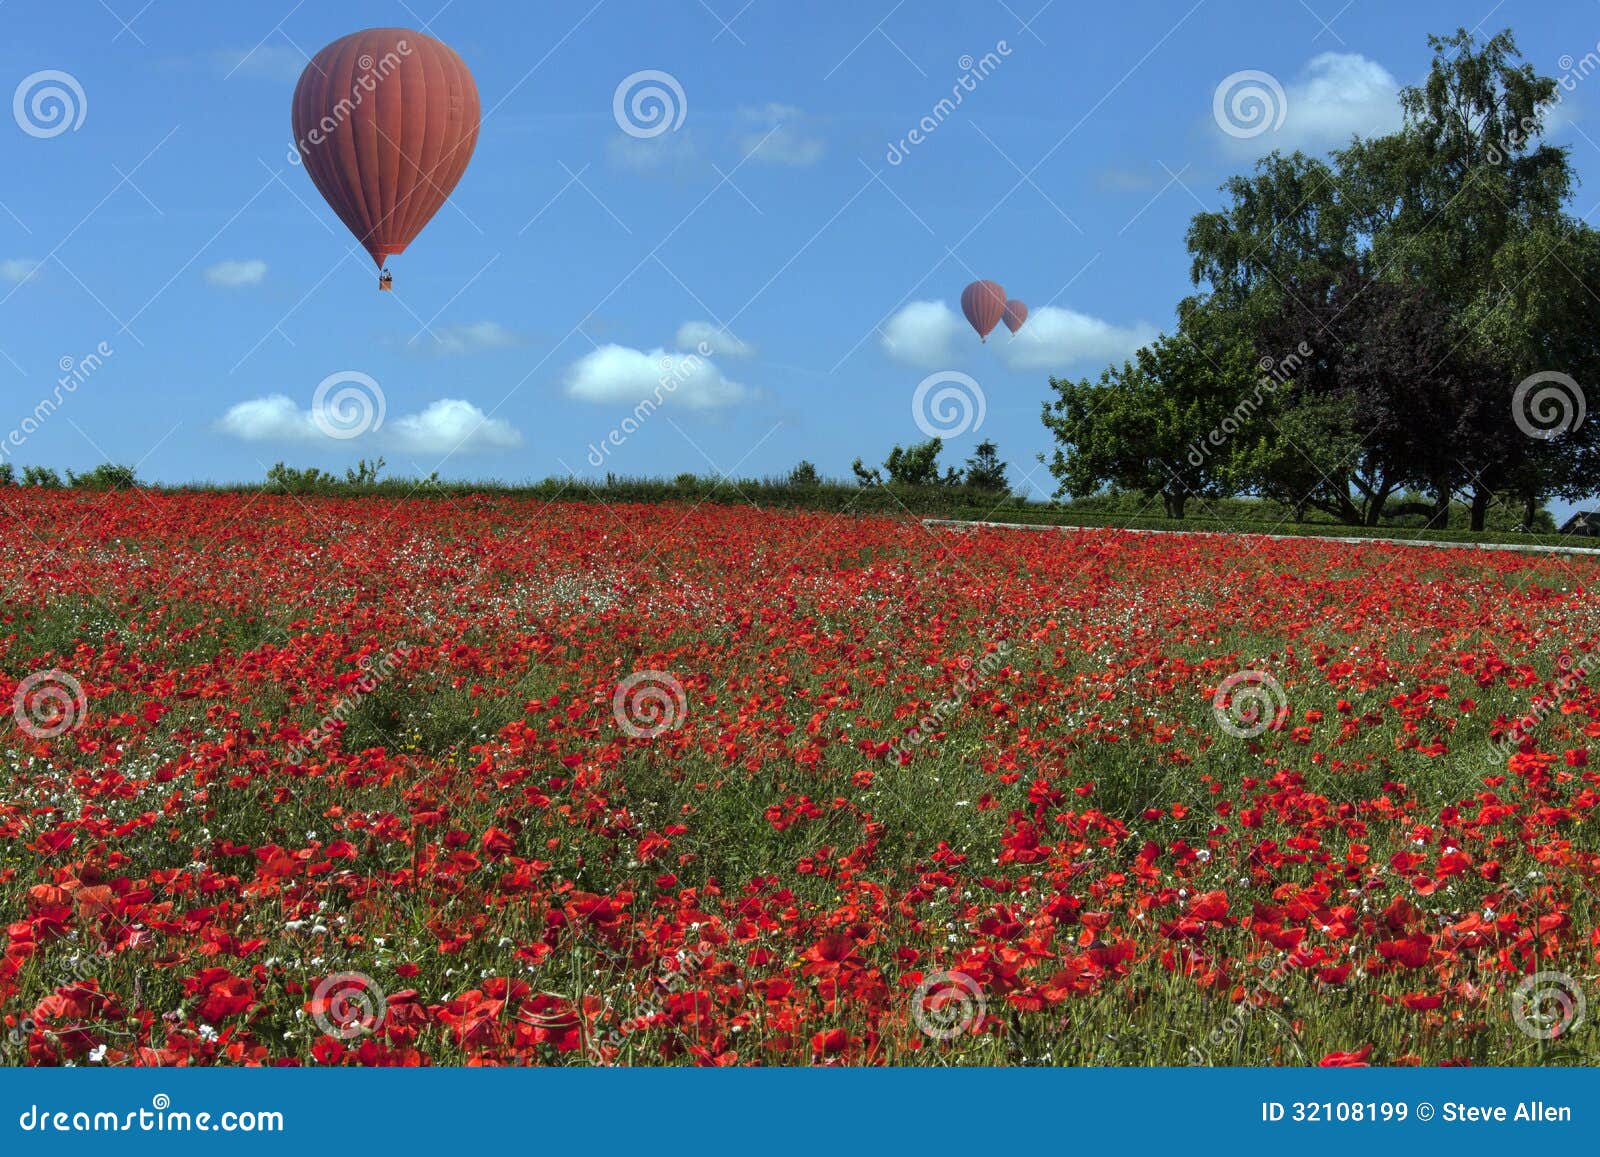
{"left": 1002, "top": 300, "right": 1028, "bottom": 334}
{"left": 961, "top": 280, "right": 1007, "bottom": 342}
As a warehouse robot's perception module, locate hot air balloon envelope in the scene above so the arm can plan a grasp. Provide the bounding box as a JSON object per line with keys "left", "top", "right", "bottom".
{"left": 292, "top": 29, "right": 480, "bottom": 281}
{"left": 961, "top": 280, "right": 1007, "bottom": 342}
{"left": 1003, "top": 299, "right": 1028, "bottom": 333}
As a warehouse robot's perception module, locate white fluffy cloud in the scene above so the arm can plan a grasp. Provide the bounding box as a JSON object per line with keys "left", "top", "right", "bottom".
{"left": 1217, "top": 53, "right": 1403, "bottom": 155}
{"left": 204, "top": 260, "right": 267, "bottom": 288}
{"left": 430, "top": 321, "right": 520, "bottom": 354}
{"left": 994, "top": 306, "right": 1158, "bottom": 371}
{"left": 739, "top": 104, "right": 825, "bottom": 166}
{"left": 215, "top": 395, "right": 317, "bottom": 442}
{"left": 0, "top": 258, "right": 42, "bottom": 283}
{"left": 880, "top": 300, "right": 964, "bottom": 368}
{"left": 388, "top": 399, "right": 524, "bottom": 453}
{"left": 215, "top": 395, "right": 523, "bottom": 454}
{"left": 675, "top": 321, "right": 754, "bottom": 358}
{"left": 880, "top": 299, "right": 1156, "bottom": 371}
{"left": 564, "top": 344, "right": 751, "bottom": 409}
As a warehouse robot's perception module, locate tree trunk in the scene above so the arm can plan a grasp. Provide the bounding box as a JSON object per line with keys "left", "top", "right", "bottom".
{"left": 1365, "top": 486, "right": 1395, "bottom": 527}
{"left": 1163, "top": 491, "right": 1186, "bottom": 519}
{"left": 1523, "top": 491, "right": 1538, "bottom": 532}
{"left": 1470, "top": 485, "right": 1492, "bottom": 532}
{"left": 1427, "top": 481, "right": 1451, "bottom": 530}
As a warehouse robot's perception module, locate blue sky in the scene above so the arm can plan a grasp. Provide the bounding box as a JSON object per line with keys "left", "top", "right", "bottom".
{"left": 1, "top": 0, "right": 1596, "bottom": 512}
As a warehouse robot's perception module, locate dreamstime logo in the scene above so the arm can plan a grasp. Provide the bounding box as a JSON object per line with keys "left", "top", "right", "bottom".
{"left": 911, "top": 970, "right": 986, "bottom": 1041}
{"left": 1212, "top": 70, "right": 1287, "bottom": 139}
{"left": 613, "top": 70, "right": 687, "bottom": 139}
{"left": 612, "top": 670, "right": 686, "bottom": 739}
{"left": 912, "top": 371, "right": 985, "bottom": 439}
{"left": 13, "top": 70, "right": 87, "bottom": 139}
{"left": 1512, "top": 971, "right": 1586, "bottom": 1041}
{"left": 1211, "top": 669, "right": 1287, "bottom": 739}
{"left": 310, "top": 971, "right": 387, "bottom": 1040}
{"left": 12, "top": 670, "right": 87, "bottom": 739}
{"left": 312, "top": 370, "right": 386, "bottom": 440}
{"left": 1512, "top": 371, "right": 1586, "bottom": 440}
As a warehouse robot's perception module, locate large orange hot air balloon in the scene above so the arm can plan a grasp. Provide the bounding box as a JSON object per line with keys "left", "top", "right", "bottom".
{"left": 961, "top": 280, "right": 1007, "bottom": 342}
{"left": 1002, "top": 299, "right": 1028, "bottom": 334}
{"left": 291, "top": 29, "right": 480, "bottom": 289}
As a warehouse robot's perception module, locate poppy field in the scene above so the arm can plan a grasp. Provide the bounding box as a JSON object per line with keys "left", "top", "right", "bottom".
{"left": 1, "top": 490, "right": 1598, "bottom": 1067}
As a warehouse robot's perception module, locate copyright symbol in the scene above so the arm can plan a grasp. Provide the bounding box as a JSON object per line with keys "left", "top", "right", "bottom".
{"left": 1416, "top": 1102, "right": 1434, "bottom": 1121}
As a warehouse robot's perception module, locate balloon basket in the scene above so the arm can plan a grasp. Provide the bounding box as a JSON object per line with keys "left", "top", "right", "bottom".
{"left": 379, "top": 271, "right": 393, "bottom": 292}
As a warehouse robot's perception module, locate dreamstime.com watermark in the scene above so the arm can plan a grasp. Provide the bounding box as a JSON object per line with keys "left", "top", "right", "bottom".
{"left": 7, "top": 954, "right": 98, "bottom": 1047}
{"left": 584, "top": 941, "right": 715, "bottom": 1062}
{"left": 889, "top": 643, "right": 1011, "bottom": 761}
{"left": 1491, "top": 649, "right": 1598, "bottom": 755}
{"left": 587, "top": 342, "right": 714, "bottom": 467}
{"left": 286, "top": 41, "right": 413, "bottom": 164}
{"left": 0, "top": 342, "right": 113, "bottom": 462}
{"left": 885, "top": 42, "right": 1012, "bottom": 164}
{"left": 17, "top": 1095, "right": 283, "bottom": 1134}
{"left": 286, "top": 642, "right": 411, "bottom": 764}
{"left": 1186, "top": 970, "right": 1293, "bottom": 1065}
{"left": 1187, "top": 343, "right": 1311, "bottom": 468}
{"left": 1479, "top": 45, "right": 1600, "bottom": 167}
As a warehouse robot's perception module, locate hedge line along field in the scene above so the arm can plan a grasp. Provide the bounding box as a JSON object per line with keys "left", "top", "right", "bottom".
{"left": 1, "top": 491, "right": 1597, "bottom": 1067}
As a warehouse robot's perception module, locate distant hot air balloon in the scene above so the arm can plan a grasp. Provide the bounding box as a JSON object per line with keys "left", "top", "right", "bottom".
{"left": 291, "top": 29, "right": 480, "bottom": 290}
{"left": 1002, "top": 299, "right": 1028, "bottom": 334}
{"left": 961, "top": 280, "right": 1007, "bottom": 342}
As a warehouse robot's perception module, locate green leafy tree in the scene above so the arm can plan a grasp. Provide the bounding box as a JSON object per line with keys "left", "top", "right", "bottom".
{"left": 961, "top": 440, "right": 1010, "bottom": 494}
{"left": 1042, "top": 308, "right": 1257, "bottom": 518}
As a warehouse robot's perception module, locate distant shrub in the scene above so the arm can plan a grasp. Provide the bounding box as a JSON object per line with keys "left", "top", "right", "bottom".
{"left": 66, "top": 463, "right": 139, "bottom": 490}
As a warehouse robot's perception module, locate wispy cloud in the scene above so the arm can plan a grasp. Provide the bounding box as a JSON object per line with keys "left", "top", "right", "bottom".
{"left": 675, "top": 321, "right": 755, "bottom": 359}
{"left": 738, "top": 103, "right": 825, "bottom": 166}
{"left": 204, "top": 259, "right": 267, "bottom": 288}
{"left": 429, "top": 321, "right": 522, "bottom": 355}
{"left": 0, "top": 258, "right": 43, "bottom": 284}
